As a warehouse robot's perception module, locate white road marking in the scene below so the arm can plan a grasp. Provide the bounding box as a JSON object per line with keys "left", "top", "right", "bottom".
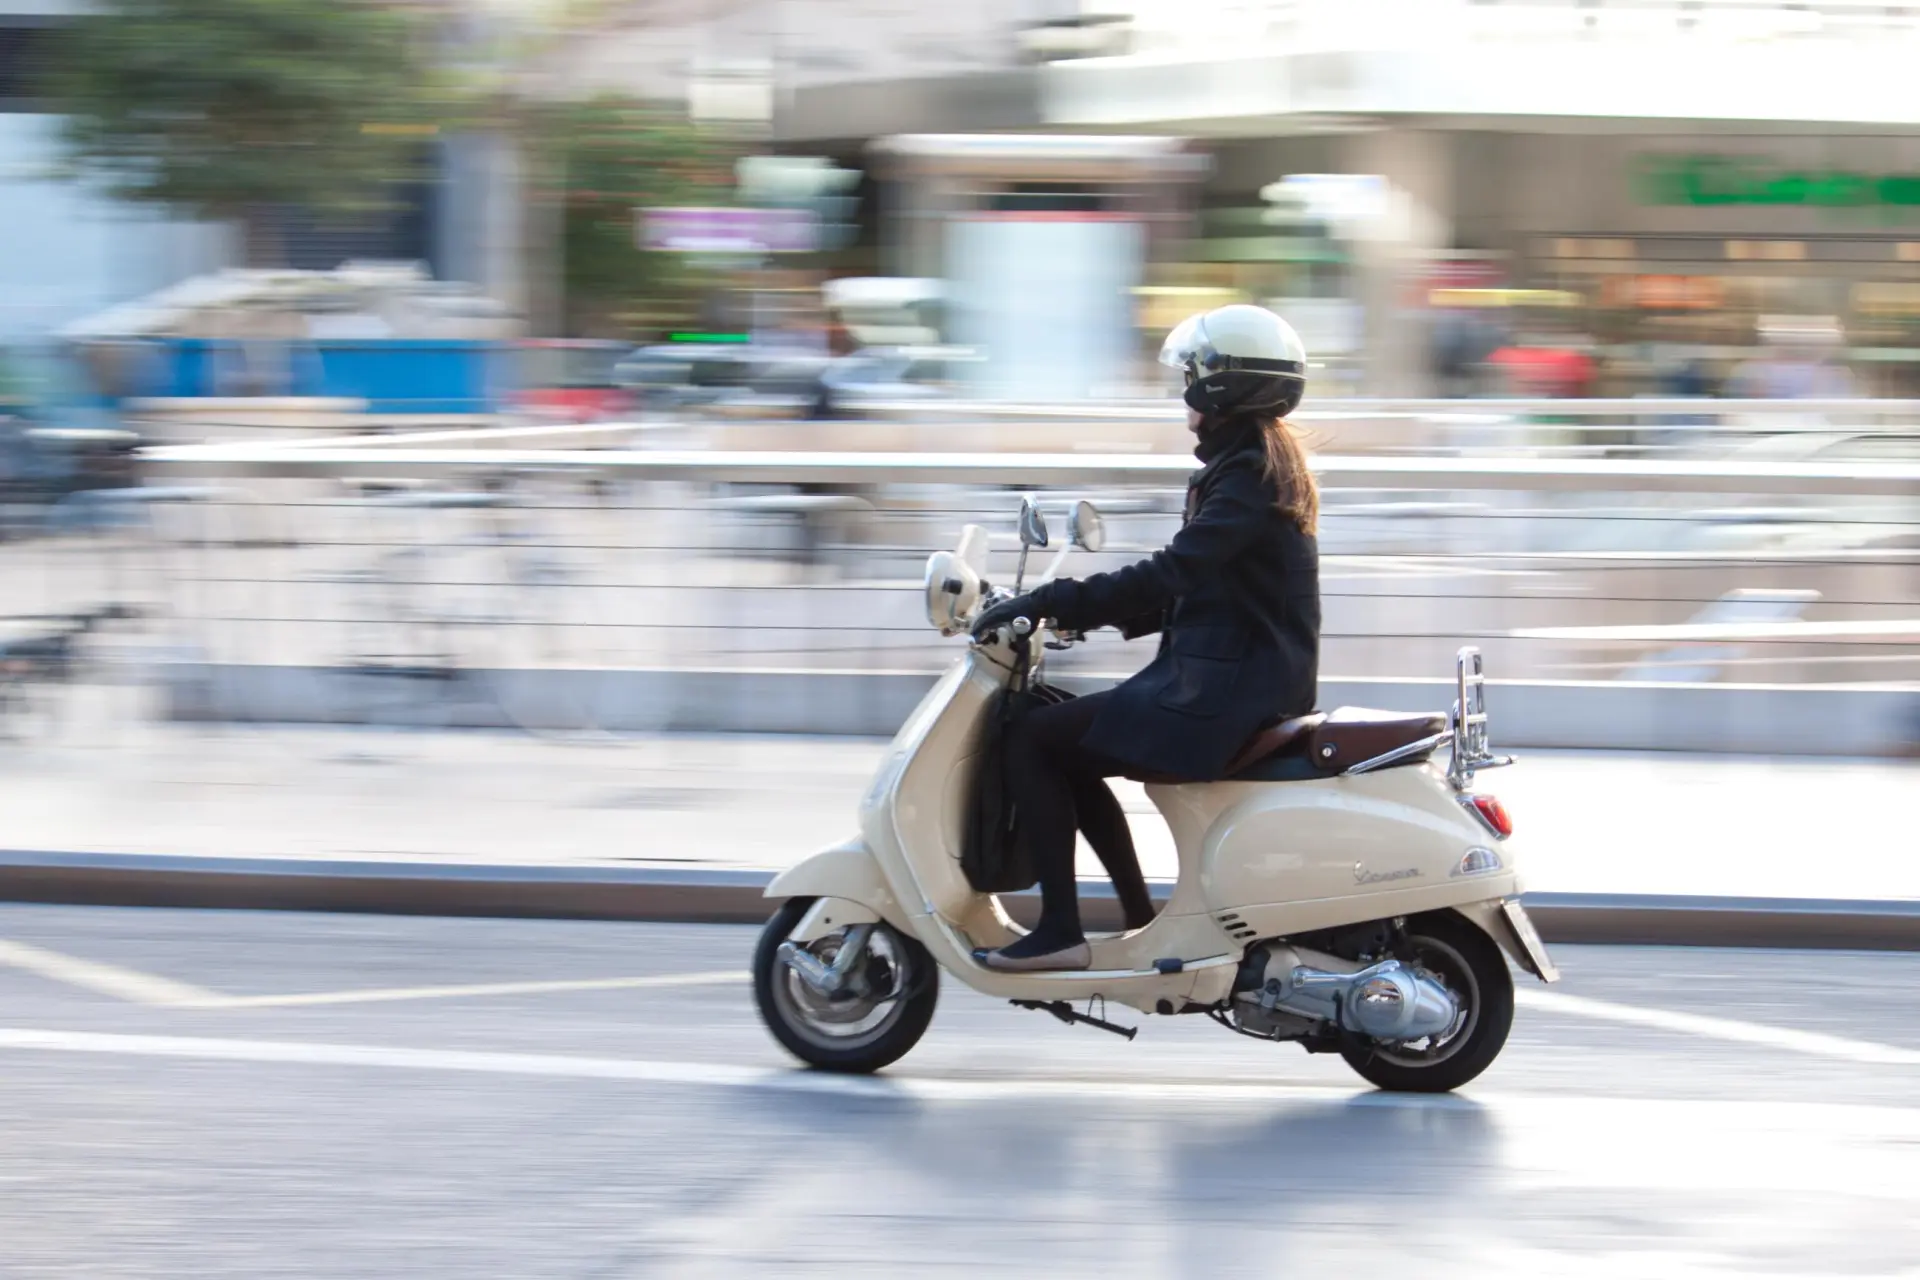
{"left": 4, "top": 937, "right": 1915, "bottom": 1072}
{"left": 0, "top": 1024, "right": 1905, "bottom": 1124}
{"left": 0, "top": 939, "right": 223, "bottom": 1008}
{"left": 0, "top": 1025, "right": 1357, "bottom": 1103}
{"left": 205, "top": 970, "right": 749, "bottom": 1009}
{"left": 0, "top": 944, "right": 745, "bottom": 1009}
{"left": 1518, "top": 988, "right": 1920, "bottom": 1067}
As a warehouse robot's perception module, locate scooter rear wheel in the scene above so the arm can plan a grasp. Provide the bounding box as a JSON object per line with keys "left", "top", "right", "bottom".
{"left": 1339, "top": 910, "right": 1514, "bottom": 1093}
{"left": 753, "top": 896, "right": 940, "bottom": 1074}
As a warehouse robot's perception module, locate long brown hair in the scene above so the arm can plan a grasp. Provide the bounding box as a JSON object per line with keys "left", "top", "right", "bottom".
{"left": 1256, "top": 417, "right": 1320, "bottom": 535}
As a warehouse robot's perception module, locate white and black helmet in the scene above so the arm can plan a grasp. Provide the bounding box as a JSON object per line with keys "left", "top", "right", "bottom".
{"left": 1159, "top": 304, "right": 1308, "bottom": 420}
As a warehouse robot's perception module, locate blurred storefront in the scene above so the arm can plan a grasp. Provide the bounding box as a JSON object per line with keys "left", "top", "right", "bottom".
{"left": 1493, "top": 134, "right": 1920, "bottom": 397}
{"left": 1026, "top": 127, "right": 1920, "bottom": 398}
{"left": 760, "top": 2, "right": 1920, "bottom": 396}
{"left": 867, "top": 134, "right": 1206, "bottom": 399}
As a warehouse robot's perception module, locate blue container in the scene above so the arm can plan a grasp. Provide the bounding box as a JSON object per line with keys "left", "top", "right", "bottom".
{"left": 309, "top": 340, "right": 512, "bottom": 415}
{"left": 154, "top": 338, "right": 512, "bottom": 414}
{"left": 164, "top": 338, "right": 212, "bottom": 398}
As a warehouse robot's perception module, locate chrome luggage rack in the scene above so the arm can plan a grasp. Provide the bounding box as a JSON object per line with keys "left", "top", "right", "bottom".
{"left": 1447, "top": 646, "right": 1515, "bottom": 789}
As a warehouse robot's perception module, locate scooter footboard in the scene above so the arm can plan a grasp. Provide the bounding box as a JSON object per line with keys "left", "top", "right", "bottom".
{"left": 764, "top": 836, "right": 914, "bottom": 935}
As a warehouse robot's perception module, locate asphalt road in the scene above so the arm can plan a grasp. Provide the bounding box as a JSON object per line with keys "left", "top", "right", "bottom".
{"left": 2, "top": 905, "right": 1917, "bottom": 1278}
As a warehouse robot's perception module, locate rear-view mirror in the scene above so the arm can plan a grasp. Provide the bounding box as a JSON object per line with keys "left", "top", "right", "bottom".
{"left": 1069, "top": 500, "right": 1105, "bottom": 553}
{"left": 1017, "top": 497, "right": 1049, "bottom": 549}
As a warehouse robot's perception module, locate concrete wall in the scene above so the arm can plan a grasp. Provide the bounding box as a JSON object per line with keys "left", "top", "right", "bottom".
{"left": 566, "top": 0, "right": 1052, "bottom": 102}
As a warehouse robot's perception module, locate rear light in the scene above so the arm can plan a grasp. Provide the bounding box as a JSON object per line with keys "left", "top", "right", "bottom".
{"left": 1465, "top": 794, "right": 1512, "bottom": 839}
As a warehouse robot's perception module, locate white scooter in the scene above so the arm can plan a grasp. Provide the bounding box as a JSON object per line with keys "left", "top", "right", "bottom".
{"left": 753, "top": 501, "right": 1559, "bottom": 1092}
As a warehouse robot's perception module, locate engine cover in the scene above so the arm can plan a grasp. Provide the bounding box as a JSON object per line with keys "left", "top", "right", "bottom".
{"left": 1234, "top": 945, "right": 1460, "bottom": 1043}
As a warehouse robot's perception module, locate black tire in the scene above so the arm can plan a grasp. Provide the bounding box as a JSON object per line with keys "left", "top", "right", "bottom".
{"left": 753, "top": 896, "right": 939, "bottom": 1074}
{"left": 1339, "top": 910, "right": 1514, "bottom": 1093}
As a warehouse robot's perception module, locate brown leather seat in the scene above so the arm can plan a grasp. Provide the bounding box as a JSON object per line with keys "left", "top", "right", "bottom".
{"left": 1127, "top": 707, "right": 1446, "bottom": 785}
{"left": 1221, "top": 706, "right": 1447, "bottom": 776}
{"left": 1220, "top": 713, "right": 1326, "bottom": 776}
{"left": 1303, "top": 706, "right": 1449, "bottom": 771}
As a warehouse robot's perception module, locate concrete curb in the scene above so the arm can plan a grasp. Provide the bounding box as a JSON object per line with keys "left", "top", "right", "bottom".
{"left": 2, "top": 851, "right": 1915, "bottom": 951}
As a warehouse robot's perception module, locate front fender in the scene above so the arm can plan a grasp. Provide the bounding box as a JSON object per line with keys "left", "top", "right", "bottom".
{"left": 765, "top": 836, "right": 913, "bottom": 934}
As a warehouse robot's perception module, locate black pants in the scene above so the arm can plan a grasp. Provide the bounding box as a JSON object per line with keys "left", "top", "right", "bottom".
{"left": 1004, "top": 689, "right": 1158, "bottom": 941}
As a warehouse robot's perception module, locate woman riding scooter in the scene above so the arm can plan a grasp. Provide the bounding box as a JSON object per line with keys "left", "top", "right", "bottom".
{"left": 969, "top": 304, "right": 1322, "bottom": 972}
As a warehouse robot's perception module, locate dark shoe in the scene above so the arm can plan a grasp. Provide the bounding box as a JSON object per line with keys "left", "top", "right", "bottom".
{"left": 978, "top": 939, "right": 1092, "bottom": 972}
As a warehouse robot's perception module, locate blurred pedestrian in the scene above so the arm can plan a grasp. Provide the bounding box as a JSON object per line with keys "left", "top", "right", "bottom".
{"left": 1430, "top": 309, "right": 1502, "bottom": 397}
{"left": 1490, "top": 334, "right": 1594, "bottom": 399}
{"left": 1732, "top": 319, "right": 1855, "bottom": 400}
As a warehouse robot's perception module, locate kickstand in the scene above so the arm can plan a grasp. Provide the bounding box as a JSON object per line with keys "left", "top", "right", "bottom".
{"left": 1011, "top": 997, "right": 1138, "bottom": 1041}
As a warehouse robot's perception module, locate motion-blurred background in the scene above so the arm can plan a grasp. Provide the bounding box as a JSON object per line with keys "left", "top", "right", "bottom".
{"left": 2, "top": 10, "right": 1918, "bottom": 1274}
{"left": 0, "top": 0, "right": 1915, "bottom": 754}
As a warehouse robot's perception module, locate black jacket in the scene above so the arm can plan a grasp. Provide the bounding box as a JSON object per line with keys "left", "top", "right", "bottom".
{"left": 1037, "top": 420, "right": 1320, "bottom": 779}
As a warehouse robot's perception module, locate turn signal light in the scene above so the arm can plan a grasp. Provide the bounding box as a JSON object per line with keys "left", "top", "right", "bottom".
{"left": 1467, "top": 794, "right": 1513, "bottom": 838}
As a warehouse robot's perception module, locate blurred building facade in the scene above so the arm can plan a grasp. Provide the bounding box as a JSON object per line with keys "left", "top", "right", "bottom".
{"left": 0, "top": 0, "right": 227, "bottom": 341}
{"left": 719, "top": 0, "right": 1920, "bottom": 395}
{"left": 14, "top": 0, "right": 1920, "bottom": 395}
{"left": 0, "top": 0, "right": 456, "bottom": 341}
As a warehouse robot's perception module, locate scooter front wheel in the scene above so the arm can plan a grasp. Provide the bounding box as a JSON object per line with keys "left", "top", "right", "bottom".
{"left": 1339, "top": 910, "right": 1515, "bottom": 1093}
{"left": 753, "top": 897, "right": 939, "bottom": 1074}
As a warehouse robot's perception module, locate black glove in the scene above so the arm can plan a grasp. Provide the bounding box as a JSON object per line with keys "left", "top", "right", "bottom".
{"left": 971, "top": 590, "right": 1049, "bottom": 641}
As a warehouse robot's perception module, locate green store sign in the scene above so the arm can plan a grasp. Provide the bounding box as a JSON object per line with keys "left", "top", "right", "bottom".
{"left": 1635, "top": 153, "right": 1920, "bottom": 209}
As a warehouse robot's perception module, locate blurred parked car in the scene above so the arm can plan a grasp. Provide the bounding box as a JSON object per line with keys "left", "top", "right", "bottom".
{"left": 615, "top": 344, "right": 839, "bottom": 420}
{"left": 0, "top": 406, "right": 144, "bottom": 540}
{"left": 817, "top": 347, "right": 957, "bottom": 416}
{"left": 614, "top": 340, "right": 969, "bottom": 422}
{"left": 512, "top": 340, "right": 635, "bottom": 422}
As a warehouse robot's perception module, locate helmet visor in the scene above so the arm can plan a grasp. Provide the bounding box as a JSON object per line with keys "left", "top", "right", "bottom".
{"left": 1157, "top": 313, "right": 1213, "bottom": 375}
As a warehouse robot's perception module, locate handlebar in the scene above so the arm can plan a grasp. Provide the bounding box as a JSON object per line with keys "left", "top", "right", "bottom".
{"left": 971, "top": 613, "right": 1089, "bottom": 656}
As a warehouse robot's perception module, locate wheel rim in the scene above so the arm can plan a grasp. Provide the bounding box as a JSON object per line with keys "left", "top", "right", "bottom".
{"left": 769, "top": 927, "right": 915, "bottom": 1052}
{"left": 1370, "top": 933, "right": 1480, "bottom": 1068}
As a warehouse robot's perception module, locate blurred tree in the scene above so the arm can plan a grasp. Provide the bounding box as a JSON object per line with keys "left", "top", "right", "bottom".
{"left": 528, "top": 95, "right": 736, "bottom": 339}
{"left": 46, "top": 0, "right": 437, "bottom": 267}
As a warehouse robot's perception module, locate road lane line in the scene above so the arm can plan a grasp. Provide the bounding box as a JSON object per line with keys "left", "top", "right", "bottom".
{"left": 6, "top": 930, "right": 1915, "bottom": 1073}
{"left": 206, "top": 970, "right": 750, "bottom": 1009}
{"left": 1517, "top": 988, "right": 1920, "bottom": 1067}
{"left": 1, "top": 1026, "right": 1918, "bottom": 1138}
{"left": 0, "top": 1025, "right": 1363, "bottom": 1103}
{"left": 0, "top": 940, "right": 223, "bottom": 1008}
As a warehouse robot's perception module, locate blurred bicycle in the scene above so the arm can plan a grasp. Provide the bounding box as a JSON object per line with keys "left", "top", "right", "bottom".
{"left": 0, "top": 604, "right": 140, "bottom": 740}
{"left": 316, "top": 471, "right": 626, "bottom": 742}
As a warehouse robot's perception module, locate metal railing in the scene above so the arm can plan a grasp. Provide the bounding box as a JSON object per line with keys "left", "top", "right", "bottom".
{"left": 143, "top": 442, "right": 1920, "bottom": 495}
{"left": 139, "top": 440, "right": 1919, "bottom": 664}
{"left": 5, "top": 409, "right": 1913, "bottom": 742}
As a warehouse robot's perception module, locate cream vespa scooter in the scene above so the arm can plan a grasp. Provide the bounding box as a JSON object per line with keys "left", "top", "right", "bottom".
{"left": 753, "top": 501, "right": 1559, "bottom": 1092}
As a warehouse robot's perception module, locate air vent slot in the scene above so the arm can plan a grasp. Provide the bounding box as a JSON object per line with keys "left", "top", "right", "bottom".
{"left": 1218, "top": 912, "right": 1257, "bottom": 942}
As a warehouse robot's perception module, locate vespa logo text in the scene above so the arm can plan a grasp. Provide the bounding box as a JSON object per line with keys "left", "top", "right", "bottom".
{"left": 1353, "top": 863, "right": 1422, "bottom": 886}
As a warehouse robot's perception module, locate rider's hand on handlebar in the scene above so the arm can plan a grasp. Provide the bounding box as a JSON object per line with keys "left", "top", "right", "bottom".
{"left": 970, "top": 590, "right": 1049, "bottom": 642}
